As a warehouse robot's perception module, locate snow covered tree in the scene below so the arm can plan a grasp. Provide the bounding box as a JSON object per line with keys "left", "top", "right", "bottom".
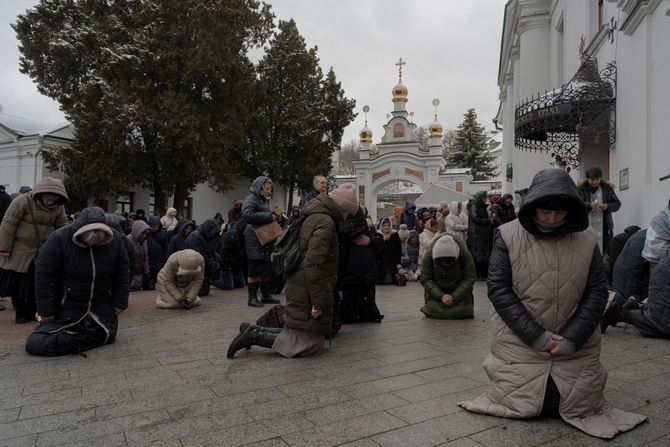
{"left": 241, "top": 20, "right": 355, "bottom": 208}
{"left": 14, "top": 0, "right": 273, "bottom": 214}
{"left": 337, "top": 139, "right": 360, "bottom": 175}
{"left": 446, "top": 109, "right": 498, "bottom": 180}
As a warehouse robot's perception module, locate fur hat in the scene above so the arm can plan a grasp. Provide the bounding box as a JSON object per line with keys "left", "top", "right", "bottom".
{"left": 432, "top": 235, "right": 460, "bottom": 260}
{"left": 330, "top": 183, "right": 359, "bottom": 216}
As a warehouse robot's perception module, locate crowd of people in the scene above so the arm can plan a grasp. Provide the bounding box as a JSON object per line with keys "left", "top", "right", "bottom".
{"left": 1, "top": 164, "right": 668, "bottom": 439}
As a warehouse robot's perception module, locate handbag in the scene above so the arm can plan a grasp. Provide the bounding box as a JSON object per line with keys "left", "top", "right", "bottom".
{"left": 254, "top": 221, "right": 283, "bottom": 246}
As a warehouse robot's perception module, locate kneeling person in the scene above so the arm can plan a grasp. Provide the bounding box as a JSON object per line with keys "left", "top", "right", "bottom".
{"left": 156, "top": 249, "right": 204, "bottom": 309}
{"left": 26, "top": 207, "right": 129, "bottom": 356}
{"left": 420, "top": 233, "right": 475, "bottom": 319}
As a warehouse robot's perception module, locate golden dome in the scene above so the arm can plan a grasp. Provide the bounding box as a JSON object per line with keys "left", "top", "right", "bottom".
{"left": 429, "top": 120, "right": 443, "bottom": 138}
{"left": 359, "top": 123, "right": 373, "bottom": 143}
{"left": 392, "top": 82, "right": 408, "bottom": 102}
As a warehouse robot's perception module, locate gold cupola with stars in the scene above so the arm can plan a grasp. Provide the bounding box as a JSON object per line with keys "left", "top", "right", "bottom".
{"left": 359, "top": 105, "right": 373, "bottom": 143}
{"left": 429, "top": 98, "right": 443, "bottom": 138}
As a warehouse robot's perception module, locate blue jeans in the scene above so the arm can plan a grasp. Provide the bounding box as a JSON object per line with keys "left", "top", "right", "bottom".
{"left": 212, "top": 271, "right": 245, "bottom": 290}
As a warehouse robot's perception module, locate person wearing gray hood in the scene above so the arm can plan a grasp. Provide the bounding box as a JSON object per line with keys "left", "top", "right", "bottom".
{"left": 242, "top": 176, "right": 283, "bottom": 307}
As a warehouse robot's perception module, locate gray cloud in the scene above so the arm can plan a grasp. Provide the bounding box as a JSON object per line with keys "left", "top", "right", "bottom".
{"left": 0, "top": 0, "right": 506, "bottom": 141}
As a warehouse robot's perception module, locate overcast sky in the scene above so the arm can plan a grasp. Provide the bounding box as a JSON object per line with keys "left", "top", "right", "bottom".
{"left": 0, "top": 0, "right": 507, "bottom": 143}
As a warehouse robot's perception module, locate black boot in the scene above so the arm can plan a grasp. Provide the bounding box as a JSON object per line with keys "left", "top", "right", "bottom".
{"left": 247, "top": 283, "right": 263, "bottom": 307}
{"left": 260, "top": 282, "right": 280, "bottom": 304}
{"left": 601, "top": 302, "right": 624, "bottom": 333}
{"left": 227, "top": 325, "right": 278, "bottom": 358}
{"left": 622, "top": 295, "right": 641, "bottom": 310}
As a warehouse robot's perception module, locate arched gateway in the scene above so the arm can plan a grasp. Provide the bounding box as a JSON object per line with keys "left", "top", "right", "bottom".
{"left": 333, "top": 59, "right": 470, "bottom": 223}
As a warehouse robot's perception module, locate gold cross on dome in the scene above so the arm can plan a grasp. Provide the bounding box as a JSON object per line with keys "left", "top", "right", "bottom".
{"left": 395, "top": 57, "right": 406, "bottom": 82}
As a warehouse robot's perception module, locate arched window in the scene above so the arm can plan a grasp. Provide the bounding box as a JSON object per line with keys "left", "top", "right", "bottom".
{"left": 393, "top": 123, "right": 405, "bottom": 138}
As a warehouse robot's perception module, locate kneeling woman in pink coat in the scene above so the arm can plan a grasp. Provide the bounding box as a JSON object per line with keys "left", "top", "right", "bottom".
{"left": 459, "top": 169, "right": 646, "bottom": 439}
{"left": 156, "top": 249, "right": 204, "bottom": 309}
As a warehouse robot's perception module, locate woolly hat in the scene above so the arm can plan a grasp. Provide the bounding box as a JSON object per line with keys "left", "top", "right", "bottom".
{"left": 432, "top": 235, "right": 460, "bottom": 260}
{"left": 330, "top": 183, "right": 359, "bottom": 216}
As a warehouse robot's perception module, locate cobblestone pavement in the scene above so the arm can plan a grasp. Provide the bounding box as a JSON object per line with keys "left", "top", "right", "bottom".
{"left": 1, "top": 282, "right": 670, "bottom": 446}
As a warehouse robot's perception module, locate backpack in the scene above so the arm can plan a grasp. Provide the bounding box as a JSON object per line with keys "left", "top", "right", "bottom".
{"left": 271, "top": 216, "right": 307, "bottom": 277}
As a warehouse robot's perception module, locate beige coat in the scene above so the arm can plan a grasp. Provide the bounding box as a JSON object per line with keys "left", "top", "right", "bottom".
{"left": 445, "top": 201, "right": 468, "bottom": 242}
{"left": 156, "top": 249, "right": 204, "bottom": 309}
{"left": 0, "top": 178, "right": 68, "bottom": 273}
{"left": 418, "top": 228, "right": 437, "bottom": 265}
{"left": 459, "top": 220, "right": 646, "bottom": 438}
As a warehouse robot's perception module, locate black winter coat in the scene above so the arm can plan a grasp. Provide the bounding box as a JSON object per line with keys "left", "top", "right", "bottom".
{"left": 242, "top": 176, "right": 274, "bottom": 261}
{"left": 612, "top": 229, "right": 649, "bottom": 302}
{"left": 166, "top": 219, "right": 195, "bottom": 258}
{"left": 0, "top": 190, "right": 11, "bottom": 223}
{"left": 468, "top": 201, "right": 492, "bottom": 263}
{"left": 186, "top": 219, "right": 220, "bottom": 280}
{"left": 218, "top": 229, "right": 245, "bottom": 272}
{"left": 341, "top": 243, "right": 378, "bottom": 286}
{"left": 375, "top": 232, "right": 402, "bottom": 283}
{"left": 34, "top": 207, "right": 129, "bottom": 343}
{"left": 147, "top": 217, "right": 168, "bottom": 273}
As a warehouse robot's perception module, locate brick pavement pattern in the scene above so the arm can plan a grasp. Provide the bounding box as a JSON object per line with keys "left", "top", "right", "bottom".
{"left": 1, "top": 282, "right": 670, "bottom": 446}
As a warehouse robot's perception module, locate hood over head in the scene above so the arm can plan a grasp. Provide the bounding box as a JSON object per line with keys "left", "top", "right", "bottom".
{"left": 175, "top": 249, "right": 204, "bottom": 276}
{"left": 72, "top": 207, "right": 113, "bottom": 247}
{"left": 474, "top": 191, "right": 487, "bottom": 203}
{"left": 105, "top": 213, "right": 127, "bottom": 234}
{"left": 175, "top": 219, "right": 195, "bottom": 235}
{"left": 250, "top": 176, "right": 271, "bottom": 197}
{"left": 404, "top": 201, "right": 416, "bottom": 212}
{"left": 518, "top": 168, "right": 588, "bottom": 236}
{"left": 148, "top": 216, "right": 161, "bottom": 227}
{"left": 197, "top": 219, "right": 221, "bottom": 241}
{"left": 448, "top": 201, "right": 460, "bottom": 215}
{"left": 130, "top": 219, "right": 151, "bottom": 240}
{"left": 18, "top": 185, "right": 32, "bottom": 194}
{"left": 31, "top": 177, "right": 68, "bottom": 204}
{"left": 165, "top": 207, "right": 177, "bottom": 218}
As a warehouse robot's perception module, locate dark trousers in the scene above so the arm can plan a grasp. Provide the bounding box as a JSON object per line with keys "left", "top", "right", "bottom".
{"left": 628, "top": 309, "right": 670, "bottom": 339}
{"left": 212, "top": 271, "right": 245, "bottom": 290}
{"left": 540, "top": 375, "right": 561, "bottom": 418}
{"left": 25, "top": 319, "right": 108, "bottom": 357}
{"left": 475, "top": 261, "right": 489, "bottom": 279}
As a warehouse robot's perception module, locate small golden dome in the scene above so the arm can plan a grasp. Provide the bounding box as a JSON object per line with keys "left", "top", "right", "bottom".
{"left": 359, "top": 124, "right": 373, "bottom": 143}
{"left": 429, "top": 120, "right": 443, "bottom": 138}
{"left": 392, "top": 82, "right": 408, "bottom": 102}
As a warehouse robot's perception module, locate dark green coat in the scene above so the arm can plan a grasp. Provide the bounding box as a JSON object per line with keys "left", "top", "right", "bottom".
{"left": 283, "top": 193, "right": 342, "bottom": 334}
{"left": 420, "top": 234, "right": 476, "bottom": 319}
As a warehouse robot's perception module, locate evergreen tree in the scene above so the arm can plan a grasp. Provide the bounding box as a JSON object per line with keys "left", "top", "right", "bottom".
{"left": 243, "top": 20, "right": 355, "bottom": 208}
{"left": 14, "top": 0, "right": 273, "bottom": 214}
{"left": 446, "top": 108, "right": 498, "bottom": 180}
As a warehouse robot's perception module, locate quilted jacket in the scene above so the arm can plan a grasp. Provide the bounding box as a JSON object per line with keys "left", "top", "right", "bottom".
{"left": 459, "top": 168, "right": 646, "bottom": 439}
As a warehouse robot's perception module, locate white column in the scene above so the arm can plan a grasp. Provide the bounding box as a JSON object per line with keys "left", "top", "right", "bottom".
{"left": 501, "top": 77, "right": 514, "bottom": 194}
{"left": 514, "top": 11, "right": 554, "bottom": 191}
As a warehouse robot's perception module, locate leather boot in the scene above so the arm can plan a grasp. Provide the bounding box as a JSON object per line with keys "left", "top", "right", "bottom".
{"left": 227, "top": 325, "right": 278, "bottom": 358}
{"left": 260, "top": 282, "right": 280, "bottom": 304}
{"left": 622, "top": 295, "right": 641, "bottom": 310}
{"left": 601, "top": 302, "right": 624, "bottom": 333}
{"left": 247, "top": 283, "right": 263, "bottom": 307}
{"left": 239, "top": 323, "right": 282, "bottom": 334}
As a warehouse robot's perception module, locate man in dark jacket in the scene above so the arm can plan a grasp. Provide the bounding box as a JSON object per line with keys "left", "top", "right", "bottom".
{"left": 25, "top": 207, "right": 129, "bottom": 356}
{"left": 166, "top": 219, "right": 195, "bottom": 257}
{"left": 397, "top": 201, "right": 417, "bottom": 231}
{"left": 212, "top": 221, "right": 246, "bottom": 290}
{"left": 228, "top": 183, "right": 359, "bottom": 359}
{"left": 9, "top": 185, "right": 31, "bottom": 201}
{"left": 186, "top": 219, "right": 220, "bottom": 296}
{"left": 298, "top": 175, "right": 328, "bottom": 209}
{"left": 577, "top": 166, "right": 621, "bottom": 253}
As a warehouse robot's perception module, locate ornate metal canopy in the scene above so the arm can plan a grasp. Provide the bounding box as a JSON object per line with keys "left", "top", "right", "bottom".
{"left": 514, "top": 59, "right": 616, "bottom": 169}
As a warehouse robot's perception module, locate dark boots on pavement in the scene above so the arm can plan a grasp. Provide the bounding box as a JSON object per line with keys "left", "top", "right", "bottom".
{"left": 227, "top": 325, "right": 280, "bottom": 358}
{"left": 247, "top": 283, "right": 263, "bottom": 307}
{"left": 260, "top": 281, "right": 280, "bottom": 304}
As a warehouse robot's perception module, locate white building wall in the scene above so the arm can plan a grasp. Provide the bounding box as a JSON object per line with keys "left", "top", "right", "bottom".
{"left": 499, "top": 0, "right": 670, "bottom": 231}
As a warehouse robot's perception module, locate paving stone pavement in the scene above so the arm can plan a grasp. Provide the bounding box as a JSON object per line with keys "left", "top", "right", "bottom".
{"left": 1, "top": 281, "right": 670, "bottom": 446}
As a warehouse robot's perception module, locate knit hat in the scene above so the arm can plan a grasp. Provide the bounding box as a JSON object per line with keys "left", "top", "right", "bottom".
{"left": 397, "top": 224, "right": 409, "bottom": 241}
{"left": 432, "top": 235, "right": 460, "bottom": 260}
{"left": 330, "top": 183, "right": 359, "bottom": 216}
